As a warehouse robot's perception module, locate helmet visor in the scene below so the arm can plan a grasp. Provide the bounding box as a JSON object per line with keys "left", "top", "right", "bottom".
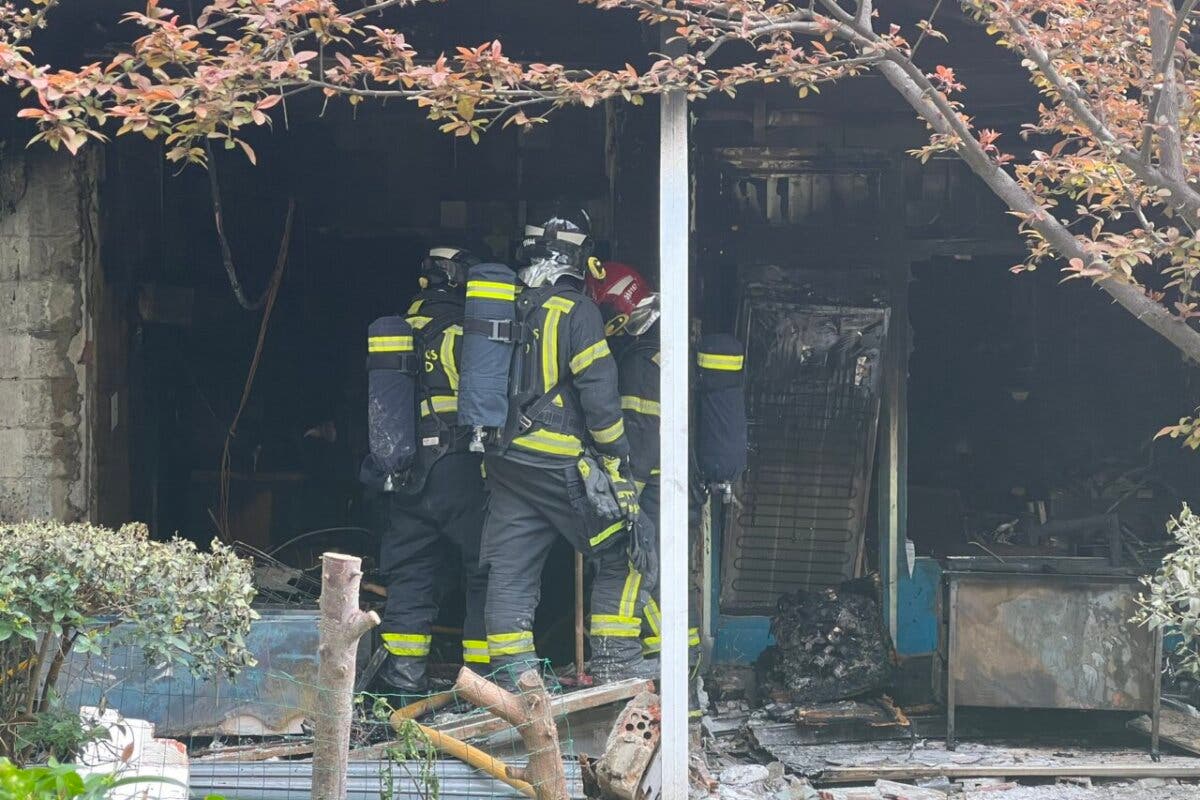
{"left": 624, "top": 296, "right": 661, "bottom": 336}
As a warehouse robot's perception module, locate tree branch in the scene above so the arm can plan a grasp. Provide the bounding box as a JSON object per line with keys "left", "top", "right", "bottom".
{"left": 910, "top": 0, "right": 945, "bottom": 58}
{"left": 1148, "top": 2, "right": 1188, "bottom": 183}
{"left": 1005, "top": 12, "right": 1200, "bottom": 223}
{"left": 1141, "top": 0, "right": 1197, "bottom": 162}
{"left": 874, "top": 56, "right": 1200, "bottom": 362}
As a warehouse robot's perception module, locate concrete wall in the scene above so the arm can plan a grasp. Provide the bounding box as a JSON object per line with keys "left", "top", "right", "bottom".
{"left": 0, "top": 149, "right": 98, "bottom": 522}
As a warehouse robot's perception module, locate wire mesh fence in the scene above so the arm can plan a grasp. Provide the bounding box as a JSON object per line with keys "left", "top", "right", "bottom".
{"left": 18, "top": 614, "right": 596, "bottom": 800}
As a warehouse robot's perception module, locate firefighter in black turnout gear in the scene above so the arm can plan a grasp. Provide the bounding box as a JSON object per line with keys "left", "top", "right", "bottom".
{"left": 585, "top": 262, "right": 704, "bottom": 671}
{"left": 480, "top": 204, "right": 656, "bottom": 685}
{"left": 368, "top": 246, "right": 490, "bottom": 700}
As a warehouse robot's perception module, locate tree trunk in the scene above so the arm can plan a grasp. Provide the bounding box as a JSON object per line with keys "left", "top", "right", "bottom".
{"left": 454, "top": 667, "right": 569, "bottom": 800}
{"left": 312, "top": 553, "right": 380, "bottom": 800}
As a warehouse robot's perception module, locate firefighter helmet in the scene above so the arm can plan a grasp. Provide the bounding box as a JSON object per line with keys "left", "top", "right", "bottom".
{"left": 585, "top": 261, "right": 661, "bottom": 337}
{"left": 517, "top": 203, "right": 594, "bottom": 288}
{"left": 421, "top": 245, "right": 480, "bottom": 289}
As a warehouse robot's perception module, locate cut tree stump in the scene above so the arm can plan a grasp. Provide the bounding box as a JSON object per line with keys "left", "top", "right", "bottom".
{"left": 453, "top": 667, "right": 569, "bottom": 800}
{"left": 311, "top": 553, "right": 380, "bottom": 800}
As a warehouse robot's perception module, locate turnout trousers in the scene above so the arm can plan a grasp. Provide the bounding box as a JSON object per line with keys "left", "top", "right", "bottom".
{"left": 481, "top": 456, "right": 635, "bottom": 680}
{"left": 377, "top": 451, "right": 490, "bottom": 691}
{"left": 636, "top": 483, "right": 702, "bottom": 662}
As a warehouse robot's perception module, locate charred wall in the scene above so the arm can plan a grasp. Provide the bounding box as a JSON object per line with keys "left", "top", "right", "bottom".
{"left": 0, "top": 149, "right": 99, "bottom": 522}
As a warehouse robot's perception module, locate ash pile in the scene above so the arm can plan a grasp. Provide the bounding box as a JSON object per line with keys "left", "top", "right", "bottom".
{"left": 756, "top": 578, "right": 895, "bottom": 707}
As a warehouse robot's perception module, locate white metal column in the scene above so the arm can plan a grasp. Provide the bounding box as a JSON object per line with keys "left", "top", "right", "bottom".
{"left": 658, "top": 83, "right": 690, "bottom": 796}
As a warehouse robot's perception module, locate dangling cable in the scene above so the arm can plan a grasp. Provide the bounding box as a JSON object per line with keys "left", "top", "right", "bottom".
{"left": 217, "top": 198, "right": 296, "bottom": 541}
{"left": 205, "top": 140, "right": 280, "bottom": 310}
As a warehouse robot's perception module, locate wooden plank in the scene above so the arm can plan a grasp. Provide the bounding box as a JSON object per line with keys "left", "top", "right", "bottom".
{"left": 1131, "top": 709, "right": 1200, "bottom": 756}
{"left": 348, "top": 678, "right": 653, "bottom": 761}
{"left": 819, "top": 763, "right": 1200, "bottom": 784}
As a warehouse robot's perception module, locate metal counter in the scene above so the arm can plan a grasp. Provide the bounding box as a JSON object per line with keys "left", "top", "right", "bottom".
{"left": 946, "top": 570, "right": 1162, "bottom": 754}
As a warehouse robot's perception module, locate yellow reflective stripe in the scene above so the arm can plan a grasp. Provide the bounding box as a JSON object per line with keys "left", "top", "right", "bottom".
{"left": 408, "top": 315, "right": 433, "bottom": 330}
{"left": 590, "top": 416, "right": 625, "bottom": 445}
{"left": 644, "top": 599, "right": 662, "bottom": 636}
{"left": 512, "top": 429, "right": 583, "bottom": 456}
{"left": 591, "top": 614, "right": 642, "bottom": 638}
{"left": 487, "top": 631, "right": 535, "bottom": 656}
{"left": 368, "top": 335, "right": 414, "bottom": 353}
{"left": 696, "top": 352, "right": 744, "bottom": 371}
{"left": 621, "top": 396, "right": 661, "bottom": 416}
{"left": 420, "top": 395, "right": 458, "bottom": 417}
{"left": 407, "top": 299, "right": 424, "bottom": 314}
{"left": 590, "top": 520, "right": 626, "bottom": 548}
{"left": 466, "top": 280, "right": 516, "bottom": 301}
{"left": 619, "top": 564, "right": 642, "bottom": 619}
{"left": 689, "top": 628, "right": 701, "bottom": 648}
{"left": 635, "top": 480, "right": 646, "bottom": 494}
{"left": 462, "top": 639, "right": 490, "bottom": 664}
{"left": 441, "top": 325, "right": 461, "bottom": 390}
{"left": 643, "top": 636, "right": 661, "bottom": 654}
{"left": 466, "top": 289, "right": 514, "bottom": 301}
{"left": 649, "top": 467, "right": 661, "bottom": 476}
{"left": 542, "top": 307, "right": 562, "bottom": 392}
{"left": 569, "top": 339, "right": 611, "bottom": 374}
{"left": 544, "top": 296, "right": 575, "bottom": 313}
{"left": 382, "top": 632, "right": 432, "bottom": 657}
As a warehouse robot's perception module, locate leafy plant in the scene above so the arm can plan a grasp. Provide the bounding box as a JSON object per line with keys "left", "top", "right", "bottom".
{"left": 0, "top": 757, "right": 192, "bottom": 800}
{"left": 1135, "top": 505, "right": 1200, "bottom": 678}
{"left": 373, "top": 700, "right": 439, "bottom": 800}
{"left": 0, "top": 521, "right": 257, "bottom": 760}
{"left": 9, "top": 708, "right": 104, "bottom": 766}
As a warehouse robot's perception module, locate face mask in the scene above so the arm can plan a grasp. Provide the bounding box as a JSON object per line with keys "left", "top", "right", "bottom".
{"left": 625, "top": 297, "right": 661, "bottom": 336}
{"left": 519, "top": 257, "right": 565, "bottom": 288}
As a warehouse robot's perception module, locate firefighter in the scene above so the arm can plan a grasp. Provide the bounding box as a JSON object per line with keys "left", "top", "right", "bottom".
{"left": 585, "top": 261, "right": 704, "bottom": 669}
{"left": 480, "top": 204, "right": 655, "bottom": 685}
{"left": 368, "top": 245, "right": 490, "bottom": 702}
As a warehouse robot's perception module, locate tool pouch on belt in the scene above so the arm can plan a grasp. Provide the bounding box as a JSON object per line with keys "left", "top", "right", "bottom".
{"left": 564, "top": 455, "right": 628, "bottom": 558}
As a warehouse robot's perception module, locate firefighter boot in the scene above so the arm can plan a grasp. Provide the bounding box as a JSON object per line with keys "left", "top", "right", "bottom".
{"left": 368, "top": 655, "right": 430, "bottom": 710}
{"left": 590, "top": 635, "right": 660, "bottom": 684}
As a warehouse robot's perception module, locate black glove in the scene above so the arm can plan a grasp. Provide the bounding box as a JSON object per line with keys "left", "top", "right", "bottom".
{"left": 602, "top": 456, "right": 640, "bottom": 521}
{"left": 577, "top": 455, "right": 622, "bottom": 521}
{"left": 628, "top": 508, "right": 659, "bottom": 593}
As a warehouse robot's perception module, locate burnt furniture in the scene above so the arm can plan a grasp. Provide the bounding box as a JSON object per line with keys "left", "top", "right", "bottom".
{"left": 946, "top": 567, "right": 1162, "bottom": 755}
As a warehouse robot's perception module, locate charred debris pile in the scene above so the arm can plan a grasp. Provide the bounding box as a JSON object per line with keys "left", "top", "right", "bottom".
{"left": 757, "top": 578, "right": 895, "bottom": 712}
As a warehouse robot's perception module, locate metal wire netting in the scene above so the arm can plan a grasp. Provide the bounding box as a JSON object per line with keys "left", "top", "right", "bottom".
{"left": 29, "top": 622, "right": 591, "bottom": 800}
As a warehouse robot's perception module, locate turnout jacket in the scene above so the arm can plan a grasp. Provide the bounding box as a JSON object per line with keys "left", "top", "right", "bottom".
{"left": 615, "top": 335, "right": 662, "bottom": 485}
{"left": 503, "top": 282, "right": 630, "bottom": 467}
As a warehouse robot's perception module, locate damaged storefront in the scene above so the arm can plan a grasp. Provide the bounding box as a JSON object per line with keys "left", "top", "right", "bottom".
{"left": 4, "top": 1, "right": 1200, "bottom": 798}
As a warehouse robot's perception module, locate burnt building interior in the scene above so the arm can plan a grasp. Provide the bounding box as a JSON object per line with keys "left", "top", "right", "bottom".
{"left": 20, "top": 0, "right": 1200, "bottom": 751}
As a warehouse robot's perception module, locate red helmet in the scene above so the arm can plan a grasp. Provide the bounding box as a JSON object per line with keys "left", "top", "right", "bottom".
{"left": 585, "top": 260, "right": 661, "bottom": 336}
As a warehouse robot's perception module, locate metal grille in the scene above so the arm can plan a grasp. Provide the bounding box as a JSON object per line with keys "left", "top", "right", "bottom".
{"left": 721, "top": 299, "right": 889, "bottom": 613}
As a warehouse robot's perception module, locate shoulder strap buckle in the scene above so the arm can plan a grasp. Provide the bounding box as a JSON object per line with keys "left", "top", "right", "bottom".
{"left": 464, "top": 317, "right": 514, "bottom": 343}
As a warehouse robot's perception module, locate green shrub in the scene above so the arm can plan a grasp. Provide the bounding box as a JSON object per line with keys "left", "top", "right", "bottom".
{"left": 0, "top": 757, "right": 193, "bottom": 800}
{"left": 0, "top": 521, "right": 257, "bottom": 760}
{"left": 1134, "top": 505, "right": 1200, "bottom": 678}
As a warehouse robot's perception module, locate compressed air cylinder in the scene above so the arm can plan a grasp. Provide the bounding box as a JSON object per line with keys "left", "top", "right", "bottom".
{"left": 459, "top": 263, "right": 519, "bottom": 428}
{"left": 364, "top": 315, "right": 418, "bottom": 479}
{"left": 695, "top": 333, "right": 749, "bottom": 484}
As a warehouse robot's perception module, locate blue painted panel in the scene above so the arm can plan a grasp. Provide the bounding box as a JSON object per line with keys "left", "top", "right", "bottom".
{"left": 58, "top": 606, "right": 324, "bottom": 737}
{"left": 896, "top": 557, "right": 941, "bottom": 655}
{"left": 713, "top": 615, "right": 773, "bottom": 664}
